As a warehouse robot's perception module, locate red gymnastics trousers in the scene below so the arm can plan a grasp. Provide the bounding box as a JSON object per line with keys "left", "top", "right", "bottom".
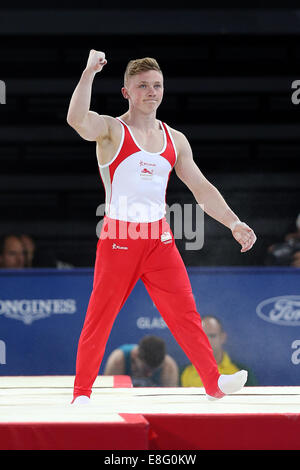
{"left": 73, "top": 216, "right": 224, "bottom": 400}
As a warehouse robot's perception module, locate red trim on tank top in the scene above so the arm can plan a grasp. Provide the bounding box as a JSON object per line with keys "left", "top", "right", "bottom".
{"left": 160, "top": 122, "right": 177, "bottom": 168}
{"left": 109, "top": 121, "right": 140, "bottom": 182}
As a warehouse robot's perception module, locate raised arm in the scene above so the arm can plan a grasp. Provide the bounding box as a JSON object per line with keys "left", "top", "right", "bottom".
{"left": 174, "top": 131, "right": 256, "bottom": 253}
{"left": 66, "top": 49, "right": 110, "bottom": 141}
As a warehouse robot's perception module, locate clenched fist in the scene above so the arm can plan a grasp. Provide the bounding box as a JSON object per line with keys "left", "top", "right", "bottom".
{"left": 86, "top": 49, "right": 107, "bottom": 73}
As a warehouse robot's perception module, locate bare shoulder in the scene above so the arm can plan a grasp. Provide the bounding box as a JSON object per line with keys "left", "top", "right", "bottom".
{"left": 165, "top": 124, "right": 184, "bottom": 143}
{"left": 167, "top": 125, "right": 199, "bottom": 185}
{"left": 165, "top": 124, "right": 190, "bottom": 155}
{"left": 161, "top": 354, "right": 179, "bottom": 386}
{"left": 102, "top": 114, "right": 121, "bottom": 130}
{"left": 68, "top": 111, "right": 122, "bottom": 143}
{"left": 100, "top": 115, "right": 122, "bottom": 141}
{"left": 96, "top": 115, "right": 123, "bottom": 166}
{"left": 163, "top": 354, "right": 178, "bottom": 370}
{"left": 103, "top": 348, "right": 125, "bottom": 375}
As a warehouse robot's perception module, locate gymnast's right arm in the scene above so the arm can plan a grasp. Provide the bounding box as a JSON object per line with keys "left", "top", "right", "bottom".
{"left": 66, "top": 49, "right": 109, "bottom": 141}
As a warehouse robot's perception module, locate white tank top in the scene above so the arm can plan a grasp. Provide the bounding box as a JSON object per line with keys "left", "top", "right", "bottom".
{"left": 98, "top": 118, "right": 177, "bottom": 223}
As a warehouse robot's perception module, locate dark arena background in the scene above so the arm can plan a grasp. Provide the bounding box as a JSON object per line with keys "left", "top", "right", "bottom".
{"left": 0, "top": 0, "right": 300, "bottom": 454}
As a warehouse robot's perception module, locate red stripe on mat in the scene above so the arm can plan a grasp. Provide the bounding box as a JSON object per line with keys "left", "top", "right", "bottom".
{"left": 113, "top": 375, "right": 133, "bottom": 388}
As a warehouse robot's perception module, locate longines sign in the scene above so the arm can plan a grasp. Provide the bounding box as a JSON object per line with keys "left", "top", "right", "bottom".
{"left": 0, "top": 298, "right": 77, "bottom": 325}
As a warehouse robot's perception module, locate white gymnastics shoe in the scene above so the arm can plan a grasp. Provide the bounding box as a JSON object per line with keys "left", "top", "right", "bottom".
{"left": 72, "top": 395, "right": 91, "bottom": 405}
{"left": 206, "top": 370, "right": 248, "bottom": 401}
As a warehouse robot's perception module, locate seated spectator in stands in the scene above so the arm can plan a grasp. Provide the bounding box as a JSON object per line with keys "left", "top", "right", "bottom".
{"left": 0, "top": 233, "right": 74, "bottom": 269}
{"left": 19, "top": 233, "right": 57, "bottom": 268}
{"left": 103, "top": 335, "right": 179, "bottom": 387}
{"left": 20, "top": 234, "right": 36, "bottom": 268}
{"left": 265, "top": 213, "right": 300, "bottom": 267}
{"left": 181, "top": 315, "right": 257, "bottom": 387}
{"left": 0, "top": 234, "right": 25, "bottom": 269}
{"left": 20, "top": 233, "right": 74, "bottom": 269}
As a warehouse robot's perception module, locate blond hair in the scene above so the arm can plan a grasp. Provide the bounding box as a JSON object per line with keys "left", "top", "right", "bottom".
{"left": 124, "top": 57, "right": 162, "bottom": 86}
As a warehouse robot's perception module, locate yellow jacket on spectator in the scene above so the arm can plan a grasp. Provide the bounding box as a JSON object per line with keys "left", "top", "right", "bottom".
{"left": 181, "top": 352, "right": 257, "bottom": 387}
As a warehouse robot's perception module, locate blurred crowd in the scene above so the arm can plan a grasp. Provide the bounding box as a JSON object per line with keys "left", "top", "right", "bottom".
{"left": 1, "top": 213, "right": 299, "bottom": 270}
{"left": 0, "top": 233, "right": 73, "bottom": 269}
{"left": 265, "top": 213, "right": 300, "bottom": 268}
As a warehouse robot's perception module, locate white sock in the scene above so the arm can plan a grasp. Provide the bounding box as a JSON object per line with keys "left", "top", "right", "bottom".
{"left": 218, "top": 370, "right": 248, "bottom": 394}
{"left": 206, "top": 370, "right": 248, "bottom": 401}
{"left": 72, "top": 395, "right": 91, "bottom": 405}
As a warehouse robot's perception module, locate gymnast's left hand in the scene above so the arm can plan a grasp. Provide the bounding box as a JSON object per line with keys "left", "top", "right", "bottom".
{"left": 231, "top": 221, "right": 257, "bottom": 253}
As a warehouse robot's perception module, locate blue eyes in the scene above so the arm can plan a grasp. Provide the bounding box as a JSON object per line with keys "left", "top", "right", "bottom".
{"left": 139, "top": 84, "right": 161, "bottom": 88}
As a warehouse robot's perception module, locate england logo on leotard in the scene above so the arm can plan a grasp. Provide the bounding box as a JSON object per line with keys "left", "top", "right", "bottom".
{"left": 139, "top": 160, "right": 155, "bottom": 180}
{"left": 161, "top": 231, "right": 172, "bottom": 244}
{"left": 140, "top": 167, "right": 154, "bottom": 179}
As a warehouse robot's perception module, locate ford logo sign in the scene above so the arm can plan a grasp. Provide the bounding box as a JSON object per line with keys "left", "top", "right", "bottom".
{"left": 256, "top": 295, "right": 300, "bottom": 326}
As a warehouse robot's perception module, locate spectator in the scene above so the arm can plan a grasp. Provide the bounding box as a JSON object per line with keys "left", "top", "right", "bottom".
{"left": 0, "top": 234, "right": 25, "bottom": 269}
{"left": 20, "top": 234, "right": 36, "bottom": 267}
{"left": 103, "top": 335, "right": 179, "bottom": 387}
{"left": 181, "top": 315, "right": 257, "bottom": 387}
{"left": 20, "top": 233, "right": 74, "bottom": 269}
{"left": 265, "top": 213, "right": 300, "bottom": 267}
{"left": 0, "top": 233, "right": 74, "bottom": 269}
